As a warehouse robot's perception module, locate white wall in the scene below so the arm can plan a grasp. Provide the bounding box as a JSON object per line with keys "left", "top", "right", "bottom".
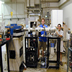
{"left": 0, "top": 3, "right": 25, "bottom": 17}
{"left": 62, "top": 3, "right": 72, "bottom": 29}
{"left": 59, "top": 0, "right": 72, "bottom": 39}
{"left": 60, "top": 2, "right": 72, "bottom": 31}
{"left": 0, "top": 2, "right": 26, "bottom": 25}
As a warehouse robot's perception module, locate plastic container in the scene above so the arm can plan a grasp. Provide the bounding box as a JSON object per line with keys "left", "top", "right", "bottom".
{"left": 50, "top": 43, "right": 54, "bottom": 47}
{"left": 0, "top": 39, "right": 2, "bottom": 41}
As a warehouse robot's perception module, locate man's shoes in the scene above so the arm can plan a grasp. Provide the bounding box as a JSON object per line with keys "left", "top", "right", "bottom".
{"left": 60, "top": 61, "right": 63, "bottom": 66}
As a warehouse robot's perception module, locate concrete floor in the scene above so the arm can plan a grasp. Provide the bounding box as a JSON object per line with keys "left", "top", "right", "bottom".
{"left": 2, "top": 48, "right": 71, "bottom": 72}
{"left": 23, "top": 53, "right": 70, "bottom": 72}
{"left": 3, "top": 54, "right": 71, "bottom": 72}
{"left": 23, "top": 68, "right": 66, "bottom": 72}
{"left": 25, "top": 41, "right": 71, "bottom": 72}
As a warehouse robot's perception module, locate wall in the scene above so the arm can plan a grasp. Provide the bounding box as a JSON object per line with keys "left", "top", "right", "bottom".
{"left": 0, "top": 2, "right": 26, "bottom": 25}
{"left": 0, "top": 1, "right": 60, "bottom": 25}
{"left": 59, "top": 0, "right": 72, "bottom": 39}
{"left": 62, "top": 3, "right": 72, "bottom": 29}
{"left": 60, "top": 0, "right": 72, "bottom": 30}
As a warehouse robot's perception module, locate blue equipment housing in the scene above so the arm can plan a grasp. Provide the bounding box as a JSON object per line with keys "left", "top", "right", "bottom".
{"left": 5, "top": 24, "right": 22, "bottom": 36}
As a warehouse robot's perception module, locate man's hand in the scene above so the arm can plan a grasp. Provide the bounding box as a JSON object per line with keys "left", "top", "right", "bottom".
{"left": 56, "top": 31, "right": 58, "bottom": 35}
{"left": 8, "top": 32, "right": 10, "bottom": 34}
{"left": 11, "top": 26, "right": 14, "bottom": 28}
{"left": 56, "top": 31, "right": 63, "bottom": 37}
{"left": 43, "top": 26, "right": 45, "bottom": 28}
{"left": 68, "top": 28, "right": 70, "bottom": 30}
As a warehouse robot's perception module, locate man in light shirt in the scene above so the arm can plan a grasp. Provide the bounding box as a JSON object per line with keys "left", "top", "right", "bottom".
{"left": 55, "top": 24, "right": 63, "bottom": 66}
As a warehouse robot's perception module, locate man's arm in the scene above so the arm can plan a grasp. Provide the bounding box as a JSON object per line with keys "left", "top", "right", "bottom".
{"left": 43, "top": 25, "right": 48, "bottom": 28}
{"left": 68, "top": 28, "right": 70, "bottom": 30}
{"left": 56, "top": 31, "right": 63, "bottom": 37}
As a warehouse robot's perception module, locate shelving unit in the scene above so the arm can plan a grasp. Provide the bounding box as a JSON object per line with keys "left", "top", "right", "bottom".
{"left": 25, "top": 37, "right": 38, "bottom": 68}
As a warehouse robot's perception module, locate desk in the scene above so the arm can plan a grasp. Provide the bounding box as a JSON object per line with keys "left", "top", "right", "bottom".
{"left": 0, "top": 39, "right": 11, "bottom": 72}
{"left": 47, "top": 37, "right": 61, "bottom": 69}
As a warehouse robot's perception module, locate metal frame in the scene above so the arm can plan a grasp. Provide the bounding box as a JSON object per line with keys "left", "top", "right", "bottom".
{"left": 47, "top": 37, "right": 61, "bottom": 69}
{"left": 25, "top": 37, "right": 38, "bottom": 67}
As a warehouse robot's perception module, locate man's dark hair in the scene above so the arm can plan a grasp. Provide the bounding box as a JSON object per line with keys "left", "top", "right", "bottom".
{"left": 58, "top": 24, "right": 61, "bottom": 27}
{"left": 63, "top": 22, "right": 65, "bottom": 24}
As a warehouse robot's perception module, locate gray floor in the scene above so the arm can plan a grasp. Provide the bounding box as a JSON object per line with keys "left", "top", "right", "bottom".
{"left": 23, "top": 52, "right": 69, "bottom": 72}
{"left": 2, "top": 48, "right": 71, "bottom": 72}
{"left": 23, "top": 49, "right": 71, "bottom": 72}
{"left": 3, "top": 53, "right": 71, "bottom": 72}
